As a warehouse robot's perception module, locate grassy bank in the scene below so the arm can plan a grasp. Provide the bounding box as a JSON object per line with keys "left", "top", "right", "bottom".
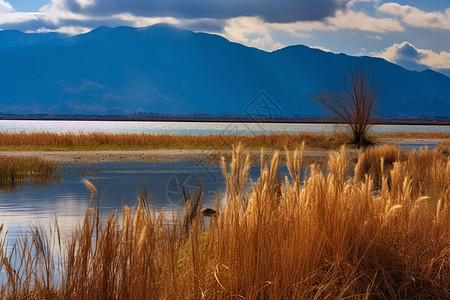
{"left": 0, "top": 131, "right": 339, "bottom": 151}
{"left": 0, "top": 144, "right": 449, "bottom": 298}
{"left": 376, "top": 131, "right": 450, "bottom": 139}
{"left": 0, "top": 156, "right": 59, "bottom": 188}
{"left": 1, "top": 131, "right": 448, "bottom": 152}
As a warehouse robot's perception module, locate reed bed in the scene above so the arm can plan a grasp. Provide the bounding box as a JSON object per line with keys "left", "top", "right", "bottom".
{"left": 1, "top": 131, "right": 447, "bottom": 152}
{"left": 354, "top": 144, "right": 450, "bottom": 190}
{"left": 0, "top": 155, "right": 59, "bottom": 188}
{"left": 378, "top": 132, "right": 450, "bottom": 139}
{"left": 0, "top": 131, "right": 344, "bottom": 151}
{"left": 0, "top": 145, "right": 449, "bottom": 298}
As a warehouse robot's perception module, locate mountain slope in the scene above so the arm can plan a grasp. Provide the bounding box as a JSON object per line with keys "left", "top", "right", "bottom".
{"left": 0, "top": 24, "right": 449, "bottom": 118}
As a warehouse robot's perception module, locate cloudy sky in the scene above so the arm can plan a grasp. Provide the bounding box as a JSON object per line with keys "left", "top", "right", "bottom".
{"left": 1, "top": 0, "right": 450, "bottom": 76}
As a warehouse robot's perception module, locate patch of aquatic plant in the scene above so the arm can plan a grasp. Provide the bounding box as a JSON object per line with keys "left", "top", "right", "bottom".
{"left": 0, "top": 156, "right": 59, "bottom": 188}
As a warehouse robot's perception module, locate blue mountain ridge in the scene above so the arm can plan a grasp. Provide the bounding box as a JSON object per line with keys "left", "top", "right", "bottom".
{"left": 0, "top": 24, "right": 449, "bottom": 118}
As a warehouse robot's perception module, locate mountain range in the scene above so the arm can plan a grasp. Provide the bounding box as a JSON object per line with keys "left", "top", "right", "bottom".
{"left": 0, "top": 24, "right": 449, "bottom": 118}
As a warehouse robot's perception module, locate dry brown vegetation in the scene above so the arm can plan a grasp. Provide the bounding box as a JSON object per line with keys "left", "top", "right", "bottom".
{"left": 355, "top": 144, "right": 450, "bottom": 188}
{"left": 1, "top": 131, "right": 448, "bottom": 152}
{"left": 377, "top": 132, "right": 450, "bottom": 139}
{"left": 0, "top": 131, "right": 338, "bottom": 151}
{"left": 0, "top": 144, "right": 449, "bottom": 298}
{"left": 0, "top": 156, "right": 59, "bottom": 188}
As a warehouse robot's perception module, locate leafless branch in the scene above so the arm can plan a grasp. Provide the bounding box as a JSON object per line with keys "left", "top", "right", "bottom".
{"left": 314, "top": 64, "right": 380, "bottom": 147}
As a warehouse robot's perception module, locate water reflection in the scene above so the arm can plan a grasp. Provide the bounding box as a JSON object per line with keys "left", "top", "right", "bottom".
{"left": 0, "top": 161, "right": 290, "bottom": 243}
{"left": 1, "top": 120, "right": 448, "bottom": 135}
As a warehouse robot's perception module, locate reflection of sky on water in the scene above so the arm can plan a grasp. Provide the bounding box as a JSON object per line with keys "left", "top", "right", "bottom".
{"left": 397, "top": 144, "right": 439, "bottom": 151}
{"left": 0, "top": 120, "right": 448, "bottom": 135}
{"left": 0, "top": 161, "right": 290, "bottom": 244}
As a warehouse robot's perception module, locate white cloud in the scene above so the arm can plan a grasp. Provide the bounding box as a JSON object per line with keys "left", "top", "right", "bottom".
{"left": 373, "top": 41, "right": 450, "bottom": 70}
{"left": 220, "top": 7, "right": 405, "bottom": 51}
{"left": 0, "top": 0, "right": 12, "bottom": 13}
{"left": 113, "top": 13, "right": 180, "bottom": 28}
{"left": 29, "top": 26, "right": 92, "bottom": 35}
{"left": 222, "top": 16, "right": 338, "bottom": 50}
{"left": 0, "top": 12, "right": 44, "bottom": 25}
{"left": 222, "top": 17, "right": 284, "bottom": 51}
{"left": 231, "top": 5, "right": 401, "bottom": 39}
{"left": 223, "top": 17, "right": 267, "bottom": 44}
{"left": 309, "top": 45, "right": 333, "bottom": 52}
{"left": 378, "top": 3, "right": 450, "bottom": 30}
{"left": 419, "top": 49, "right": 450, "bottom": 70}
{"left": 76, "top": 0, "right": 94, "bottom": 10}
{"left": 0, "top": 0, "right": 44, "bottom": 26}
{"left": 327, "top": 9, "right": 404, "bottom": 33}
{"left": 374, "top": 41, "right": 418, "bottom": 62}
{"left": 40, "top": 0, "right": 92, "bottom": 25}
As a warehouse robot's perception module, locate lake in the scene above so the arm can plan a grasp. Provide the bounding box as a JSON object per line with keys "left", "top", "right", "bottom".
{"left": 1, "top": 119, "right": 449, "bottom": 135}
{"left": 0, "top": 159, "right": 290, "bottom": 244}
{"left": 0, "top": 119, "right": 448, "bottom": 244}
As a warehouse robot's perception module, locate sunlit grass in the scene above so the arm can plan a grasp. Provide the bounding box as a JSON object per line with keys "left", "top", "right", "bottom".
{"left": 1, "top": 131, "right": 448, "bottom": 152}
{"left": 0, "top": 132, "right": 450, "bottom": 151}
{"left": 0, "top": 144, "right": 449, "bottom": 298}
{"left": 0, "top": 131, "right": 349, "bottom": 151}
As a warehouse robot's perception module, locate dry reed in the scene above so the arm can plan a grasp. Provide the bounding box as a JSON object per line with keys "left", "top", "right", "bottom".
{"left": 1, "top": 131, "right": 447, "bottom": 152}
{"left": 0, "top": 145, "right": 449, "bottom": 298}
{"left": 0, "top": 155, "right": 59, "bottom": 188}
{"left": 0, "top": 131, "right": 342, "bottom": 151}
{"left": 378, "top": 132, "right": 450, "bottom": 139}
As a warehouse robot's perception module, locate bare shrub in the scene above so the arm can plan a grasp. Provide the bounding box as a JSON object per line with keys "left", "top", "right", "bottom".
{"left": 315, "top": 65, "right": 381, "bottom": 148}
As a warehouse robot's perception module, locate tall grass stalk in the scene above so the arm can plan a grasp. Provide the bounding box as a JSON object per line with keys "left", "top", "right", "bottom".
{"left": 0, "top": 145, "right": 449, "bottom": 298}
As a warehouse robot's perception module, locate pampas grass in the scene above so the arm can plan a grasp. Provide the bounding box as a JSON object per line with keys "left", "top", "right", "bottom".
{"left": 0, "top": 145, "right": 449, "bottom": 298}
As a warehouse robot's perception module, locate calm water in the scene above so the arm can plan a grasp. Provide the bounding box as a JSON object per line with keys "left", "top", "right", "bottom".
{"left": 0, "top": 160, "right": 289, "bottom": 243}
{"left": 0, "top": 120, "right": 449, "bottom": 135}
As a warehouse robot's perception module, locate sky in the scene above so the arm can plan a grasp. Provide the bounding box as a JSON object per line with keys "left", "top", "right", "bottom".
{"left": 1, "top": 0, "right": 450, "bottom": 76}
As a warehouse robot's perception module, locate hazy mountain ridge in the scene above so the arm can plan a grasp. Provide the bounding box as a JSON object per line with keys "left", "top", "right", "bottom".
{"left": 0, "top": 24, "right": 449, "bottom": 118}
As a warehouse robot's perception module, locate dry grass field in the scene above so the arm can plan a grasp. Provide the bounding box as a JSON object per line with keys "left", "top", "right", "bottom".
{"left": 0, "top": 144, "right": 449, "bottom": 299}
{"left": 0, "top": 131, "right": 337, "bottom": 151}
{"left": 0, "top": 131, "right": 448, "bottom": 152}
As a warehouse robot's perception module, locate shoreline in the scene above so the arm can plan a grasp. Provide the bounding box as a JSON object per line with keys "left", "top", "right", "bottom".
{"left": 0, "top": 138, "right": 444, "bottom": 163}
{"left": 0, "top": 149, "right": 336, "bottom": 163}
